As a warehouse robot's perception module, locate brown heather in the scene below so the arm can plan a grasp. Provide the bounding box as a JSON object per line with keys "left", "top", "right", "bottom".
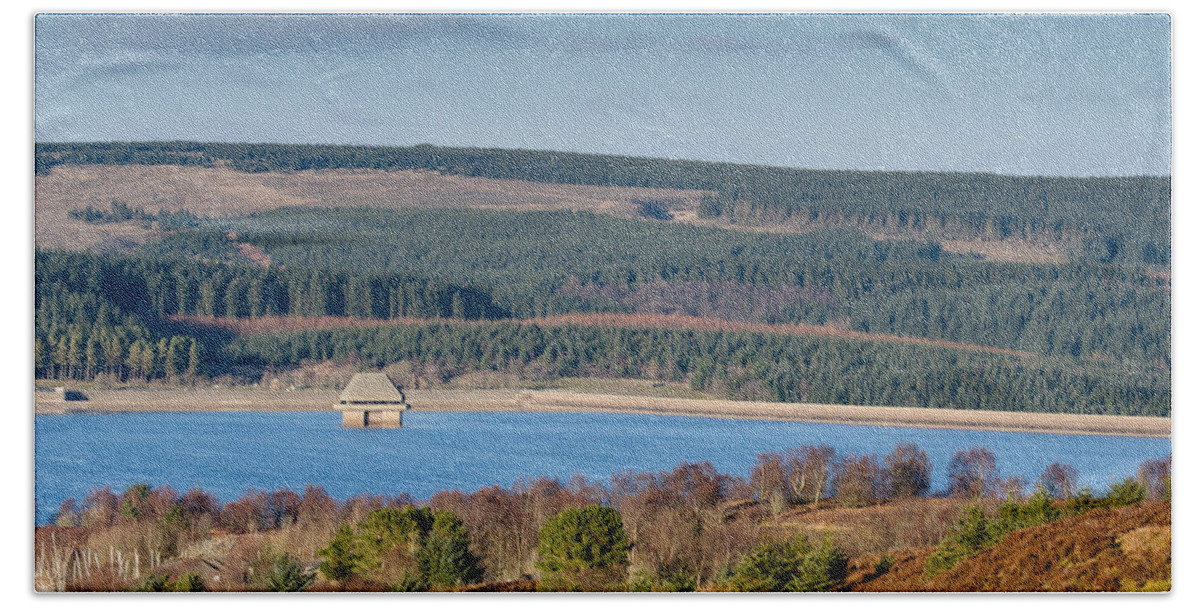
{"left": 847, "top": 501, "right": 1171, "bottom": 592}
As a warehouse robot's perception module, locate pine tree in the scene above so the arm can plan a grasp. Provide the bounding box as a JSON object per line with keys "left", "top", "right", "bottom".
{"left": 418, "top": 511, "right": 482, "bottom": 589}
{"left": 318, "top": 524, "right": 362, "bottom": 584}
{"left": 187, "top": 339, "right": 201, "bottom": 377}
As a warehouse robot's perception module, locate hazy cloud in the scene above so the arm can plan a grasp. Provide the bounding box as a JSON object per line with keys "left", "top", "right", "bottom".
{"left": 34, "top": 13, "right": 1170, "bottom": 176}
{"left": 36, "top": 14, "right": 526, "bottom": 59}
{"left": 838, "top": 28, "right": 949, "bottom": 91}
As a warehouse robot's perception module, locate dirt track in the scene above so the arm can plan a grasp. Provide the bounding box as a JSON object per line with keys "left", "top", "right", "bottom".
{"left": 33, "top": 388, "right": 1169, "bottom": 438}
{"left": 171, "top": 312, "right": 1038, "bottom": 359}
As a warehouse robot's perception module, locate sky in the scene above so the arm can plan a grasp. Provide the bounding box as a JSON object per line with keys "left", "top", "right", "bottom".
{"left": 34, "top": 12, "right": 1171, "bottom": 177}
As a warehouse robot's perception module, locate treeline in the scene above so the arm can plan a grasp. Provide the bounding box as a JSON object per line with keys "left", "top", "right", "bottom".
{"left": 34, "top": 273, "right": 200, "bottom": 382}
{"left": 37, "top": 249, "right": 505, "bottom": 321}
{"left": 36, "top": 141, "right": 1169, "bottom": 266}
{"left": 69, "top": 199, "right": 201, "bottom": 230}
{"left": 226, "top": 322, "right": 1170, "bottom": 416}
{"left": 38, "top": 447, "right": 1171, "bottom": 592}
{"left": 34, "top": 249, "right": 506, "bottom": 380}
{"left": 700, "top": 172, "right": 1170, "bottom": 266}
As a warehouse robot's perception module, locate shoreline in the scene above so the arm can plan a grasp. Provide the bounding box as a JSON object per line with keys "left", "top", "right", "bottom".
{"left": 33, "top": 388, "right": 1171, "bottom": 438}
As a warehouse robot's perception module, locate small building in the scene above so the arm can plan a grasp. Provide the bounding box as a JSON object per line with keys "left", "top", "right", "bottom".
{"left": 54, "top": 386, "right": 87, "bottom": 402}
{"left": 337, "top": 373, "right": 410, "bottom": 428}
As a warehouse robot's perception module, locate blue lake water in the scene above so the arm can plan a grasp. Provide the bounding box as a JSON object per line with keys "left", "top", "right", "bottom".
{"left": 34, "top": 411, "right": 1170, "bottom": 524}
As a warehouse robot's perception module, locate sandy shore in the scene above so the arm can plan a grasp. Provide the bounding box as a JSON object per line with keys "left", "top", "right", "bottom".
{"left": 33, "top": 387, "right": 1169, "bottom": 438}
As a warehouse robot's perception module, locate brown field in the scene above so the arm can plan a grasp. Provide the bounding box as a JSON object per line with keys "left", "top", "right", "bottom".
{"left": 940, "top": 238, "right": 1066, "bottom": 265}
{"left": 847, "top": 500, "right": 1171, "bottom": 591}
{"left": 34, "top": 164, "right": 712, "bottom": 251}
{"left": 36, "top": 163, "right": 1068, "bottom": 264}
{"left": 33, "top": 386, "right": 1169, "bottom": 438}
{"left": 170, "top": 312, "right": 1039, "bottom": 359}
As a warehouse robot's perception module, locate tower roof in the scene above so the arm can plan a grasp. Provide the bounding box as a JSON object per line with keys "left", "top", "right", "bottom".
{"left": 338, "top": 373, "right": 405, "bottom": 407}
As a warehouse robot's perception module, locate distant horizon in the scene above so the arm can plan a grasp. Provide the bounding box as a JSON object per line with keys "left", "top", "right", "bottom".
{"left": 35, "top": 138, "right": 1172, "bottom": 180}
{"left": 35, "top": 14, "right": 1171, "bottom": 178}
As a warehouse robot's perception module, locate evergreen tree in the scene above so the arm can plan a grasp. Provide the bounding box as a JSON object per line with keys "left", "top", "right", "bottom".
{"left": 318, "top": 524, "right": 362, "bottom": 584}
{"left": 536, "top": 505, "right": 629, "bottom": 589}
{"left": 418, "top": 511, "right": 483, "bottom": 589}
{"left": 186, "top": 339, "right": 201, "bottom": 377}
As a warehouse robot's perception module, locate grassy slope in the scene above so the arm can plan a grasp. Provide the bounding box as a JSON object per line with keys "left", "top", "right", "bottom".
{"left": 35, "top": 164, "right": 711, "bottom": 252}
{"left": 845, "top": 500, "right": 1171, "bottom": 592}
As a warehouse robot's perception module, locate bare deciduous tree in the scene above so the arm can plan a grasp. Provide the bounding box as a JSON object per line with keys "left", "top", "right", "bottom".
{"left": 1037, "top": 462, "right": 1078, "bottom": 499}
{"left": 1137, "top": 455, "right": 1171, "bottom": 501}
{"left": 882, "top": 442, "right": 931, "bottom": 499}
{"left": 749, "top": 452, "right": 789, "bottom": 516}
{"left": 783, "top": 445, "right": 835, "bottom": 507}
{"left": 947, "top": 447, "right": 1000, "bottom": 498}
{"left": 833, "top": 454, "right": 883, "bottom": 508}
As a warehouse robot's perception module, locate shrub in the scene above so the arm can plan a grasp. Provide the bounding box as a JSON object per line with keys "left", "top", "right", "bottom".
{"left": 833, "top": 454, "right": 882, "bottom": 508}
{"left": 924, "top": 505, "right": 1001, "bottom": 578}
{"left": 926, "top": 489, "right": 1063, "bottom": 578}
{"left": 1137, "top": 455, "right": 1171, "bottom": 501}
{"left": 883, "top": 443, "right": 931, "bottom": 499}
{"left": 149, "top": 505, "right": 189, "bottom": 558}
{"left": 1037, "top": 463, "right": 1079, "bottom": 499}
{"left": 134, "top": 573, "right": 170, "bottom": 592}
{"left": 118, "top": 484, "right": 152, "bottom": 521}
{"left": 628, "top": 568, "right": 697, "bottom": 592}
{"left": 317, "top": 524, "right": 362, "bottom": 584}
{"left": 356, "top": 505, "right": 433, "bottom": 572}
{"left": 134, "top": 572, "right": 205, "bottom": 592}
{"left": 1105, "top": 478, "right": 1147, "bottom": 507}
{"left": 1063, "top": 488, "right": 1106, "bottom": 516}
{"left": 874, "top": 554, "right": 894, "bottom": 576}
{"left": 728, "top": 536, "right": 847, "bottom": 592}
{"left": 946, "top": 447, "right": 1000, "bottom": 498}
{"left": 262, "top": 552, "right": 316, "bottom": 592}
{"left": 171, "top": 572, "right": 206, "bottom": 592}
{"left": 417, "top": 510, "right": 483, "bottom": 589}
{"left": 536, "top": 505, "right": 630, "bottom": 590}
{"left": 53, "top": 498, "right": 81, "bottom": 527}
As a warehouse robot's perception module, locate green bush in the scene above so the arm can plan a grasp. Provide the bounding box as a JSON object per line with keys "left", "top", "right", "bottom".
{"left": 171, "top": 572, "right": 206, "bottom": 592}
{"left": 390, "top": 570, "right": 430, "bottom": 592}
{"left": 134, "top": 572, "right": 205, "bottom": 592}
{"left": 417, "top": 511, "right": 483, "bottom": 589}
{"left": 926, "top": 490, "right": 1065, "bottom": 578}
{"left": 263, "top": 553, "right": 315, "bottom": 592}
{"left": 536, "top": 505, "right": 630, "bottom": 590}
{"left": 316, "top": 506, "right": 485, "bottom": 590}
{"left": 1105, "top": 478, "right": 1147, "bottom": 507}
{"left": 356, "top": 506, "right": 433, "bottom": 572}
{"left": 924, "top": 505, "right": 1003, "bottom": 578}
{"left": 134, "top": 573, "right": 170, "bottom": 592}
{"left": 317, "top": 524, "right": 362, "bottom": 584}
{"left": 628, "top": 568, "right": 697, "bottom": 592}
{"left": 728, "top": 536, "right": 847, "bottom": 592}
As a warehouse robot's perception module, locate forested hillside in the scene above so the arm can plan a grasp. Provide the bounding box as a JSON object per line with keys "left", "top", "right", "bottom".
{"left": 224, "top": 322, "right": 1166, "bottom": 416}
{"left": 36, "top": 141, "right": 1169, "bottom": 266}
{"left": 138, "top": 207, "right": 1169, "bottom": 366}
{"left": 33, "top": 142, "right": 1171, "bottom": 416}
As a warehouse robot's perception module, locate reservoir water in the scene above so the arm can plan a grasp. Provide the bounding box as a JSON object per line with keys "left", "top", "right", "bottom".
{"left": 34, "top": 411, "right": 1170, "bottom": 524}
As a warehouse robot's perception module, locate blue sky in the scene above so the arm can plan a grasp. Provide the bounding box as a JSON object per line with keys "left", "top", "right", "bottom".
{"left": 34, "top": 13, "right": 1170, "bottom": 177}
